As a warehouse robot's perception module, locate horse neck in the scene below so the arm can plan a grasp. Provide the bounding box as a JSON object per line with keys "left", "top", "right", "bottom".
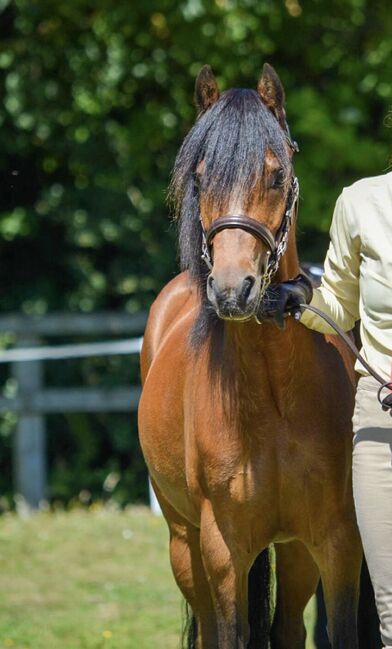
{"left": 223, "top": 320, "right": 302, "bottom": 424}
{"left": 221, "top": 230, "right": 303, "bottom": 422}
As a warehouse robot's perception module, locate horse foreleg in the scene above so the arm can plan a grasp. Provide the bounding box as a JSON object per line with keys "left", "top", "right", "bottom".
{"left": 271, "top": 540, "right": 320, "bottom": 649}
{"left": 200, "top": 500, "right": 251, "bottom": 649}
{"left": 313, "top": 520, "right": 362, "bottom": 649}
{"left": 152, "top": 483, "right": 217, "bottom": 649}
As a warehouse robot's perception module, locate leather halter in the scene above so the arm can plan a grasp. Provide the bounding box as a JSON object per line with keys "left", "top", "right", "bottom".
{"left": 200, "top": 175, "right": 300, "bottom": 292}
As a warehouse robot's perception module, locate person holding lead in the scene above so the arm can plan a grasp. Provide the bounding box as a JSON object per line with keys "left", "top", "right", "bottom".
{"left": 268, "top": 170, "right": 392, "bottom": 648}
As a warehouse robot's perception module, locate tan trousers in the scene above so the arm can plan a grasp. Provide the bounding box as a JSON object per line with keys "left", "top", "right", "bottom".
{"left": 353, "top": 375, "right": 392, "bottom": 649}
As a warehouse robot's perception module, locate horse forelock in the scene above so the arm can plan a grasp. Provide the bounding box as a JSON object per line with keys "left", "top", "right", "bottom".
{"left": 168, "top": 87, "right": 290, "bottom": 352}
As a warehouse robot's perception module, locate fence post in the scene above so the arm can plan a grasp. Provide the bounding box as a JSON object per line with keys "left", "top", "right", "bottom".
{"left": 149, "top": 478, "right": 162, "bottom": 515}
{"left": 12, "top": 336, "right": 46, "bottom": 509}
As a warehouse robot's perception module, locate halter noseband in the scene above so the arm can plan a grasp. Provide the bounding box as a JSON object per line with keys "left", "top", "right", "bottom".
{"left": 200, "top": 175, "right": 300, "bottom": 293}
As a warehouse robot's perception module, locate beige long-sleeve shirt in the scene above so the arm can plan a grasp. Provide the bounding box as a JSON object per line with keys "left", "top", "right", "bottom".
{"left": 301, "top": 171, "right": 392, "bottom": 382}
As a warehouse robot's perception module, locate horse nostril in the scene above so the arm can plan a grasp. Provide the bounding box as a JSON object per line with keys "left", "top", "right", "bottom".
{"left": 208, "top": 275, "right": 214, "bottom": 290}
{"left": 241, "top": 275, "right": 256, "bottom": 304}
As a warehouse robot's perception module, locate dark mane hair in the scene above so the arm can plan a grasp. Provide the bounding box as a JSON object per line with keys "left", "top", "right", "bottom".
{"left": 168, "top": 88, "right": 290, "bottom": 354}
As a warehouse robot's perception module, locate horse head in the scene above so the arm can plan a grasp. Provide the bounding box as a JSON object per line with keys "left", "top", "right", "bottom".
{"left": 171, "top": 63, "right": 299, "bottom": 324}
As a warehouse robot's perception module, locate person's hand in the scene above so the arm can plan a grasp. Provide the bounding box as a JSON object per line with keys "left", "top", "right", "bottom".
{"left": 258, "top": 273, "right": 313, "bottom": 329}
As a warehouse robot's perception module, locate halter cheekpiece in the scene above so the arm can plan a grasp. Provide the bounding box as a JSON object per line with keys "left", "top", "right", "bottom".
{"left": 200, "top": 175, "right": 299, "bottom": 293}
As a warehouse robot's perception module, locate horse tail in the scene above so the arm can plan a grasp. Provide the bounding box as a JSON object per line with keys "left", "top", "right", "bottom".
{"left": 358, "top": 557, "right": 382, "bottom": 649}
{"left": 248, "top": 547, "right": 271, "bottom": 649}
{"left": 181, "top": 549, "right": 271, "bottom": 649}
{"left": 182, "top": 601, "right": 197, "bottom": 649}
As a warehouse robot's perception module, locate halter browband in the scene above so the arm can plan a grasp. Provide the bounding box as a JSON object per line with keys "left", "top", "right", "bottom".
{"left": 200, "top": 175, "right": 300, "bottom": 291}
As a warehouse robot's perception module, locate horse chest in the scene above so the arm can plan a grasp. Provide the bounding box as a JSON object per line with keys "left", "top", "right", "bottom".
{"left": 193, "top": 430, "right": 278, "bottom": 508}
{"left": 192, "top": 421, "right": 331, "bottom": 541}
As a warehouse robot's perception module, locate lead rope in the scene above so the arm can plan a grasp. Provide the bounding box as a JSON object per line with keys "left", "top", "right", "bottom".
{"left": 296, "top": 303, "right": 392, "bottom": 411}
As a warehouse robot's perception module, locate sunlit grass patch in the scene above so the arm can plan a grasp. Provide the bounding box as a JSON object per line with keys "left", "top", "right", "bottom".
{"left": 0, "top": 506, "right": 315, "bottom": 648}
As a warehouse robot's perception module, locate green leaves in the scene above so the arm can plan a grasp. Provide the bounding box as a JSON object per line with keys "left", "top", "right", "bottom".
{"left": 0, "top": 0, "right": 391, "bottom": 330}
{"left": 0, "top": 0, "right": 391, "bottom": 309}
{"left": 0, "top": 0, "right": 391, "bottom": 505}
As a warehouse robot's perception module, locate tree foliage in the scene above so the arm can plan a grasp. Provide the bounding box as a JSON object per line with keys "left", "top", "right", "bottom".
{"left": 0, "top": 0, "right": 391, "bottom": 503}
{"left": 1, "top": 0, "right": 391, "bottom": 312}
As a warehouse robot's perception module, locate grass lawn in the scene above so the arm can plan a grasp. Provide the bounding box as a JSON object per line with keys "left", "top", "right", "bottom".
{"left": 0, "top": 506, "right": 316, "bottom": 648}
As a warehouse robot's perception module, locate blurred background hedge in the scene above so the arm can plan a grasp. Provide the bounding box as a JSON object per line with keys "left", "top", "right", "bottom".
{"left": 0, "top": 0, "right": 391, "bottom": 506}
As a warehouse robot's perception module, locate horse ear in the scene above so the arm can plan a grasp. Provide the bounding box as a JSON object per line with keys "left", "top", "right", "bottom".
{"left": 257, "top": 63, "right": 286, "bottom": 129}
{"left": 194, "top": 65, "right": 220, "bottom": 113}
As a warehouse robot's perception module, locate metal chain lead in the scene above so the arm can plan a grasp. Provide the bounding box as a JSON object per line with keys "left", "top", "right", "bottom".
{"left": 260, "top": 175, "right": 299, "bottom": 290}
{"left": 200, "top": 217, "right": 213, "bottom": 270}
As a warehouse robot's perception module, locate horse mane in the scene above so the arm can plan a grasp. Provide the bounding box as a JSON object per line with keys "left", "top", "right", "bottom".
{"left": 168, "top": 88, "right": 290, "bottom": 359}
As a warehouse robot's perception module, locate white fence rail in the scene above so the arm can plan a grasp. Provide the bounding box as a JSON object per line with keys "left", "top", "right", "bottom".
{"left": 0, "top": 338, "right": 143, "bottom": 363}
{"left": 0, "top": 312, "right": 147, "bottom": 509}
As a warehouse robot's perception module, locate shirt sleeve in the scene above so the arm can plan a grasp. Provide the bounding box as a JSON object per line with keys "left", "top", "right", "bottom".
{"left": 301, "top": 191, "right": 361, "bottom": 334}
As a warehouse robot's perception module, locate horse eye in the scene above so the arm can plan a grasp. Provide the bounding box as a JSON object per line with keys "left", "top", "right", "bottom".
{"left": 272, "top": 168, "right": 285, "bottom": 189}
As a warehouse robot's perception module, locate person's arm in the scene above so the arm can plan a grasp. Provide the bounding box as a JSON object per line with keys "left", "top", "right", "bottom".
{"left": 301, "top": 191, "right": 361, "bottom": 334}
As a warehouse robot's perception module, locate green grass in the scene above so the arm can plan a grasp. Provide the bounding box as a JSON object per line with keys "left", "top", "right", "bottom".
{"left": 0, "top": 506, "right": 316, "bottom": 648}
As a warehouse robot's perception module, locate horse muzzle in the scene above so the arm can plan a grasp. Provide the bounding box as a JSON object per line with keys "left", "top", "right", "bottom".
{"left": 206, "top": 272, "right": 261, "bottom": 320}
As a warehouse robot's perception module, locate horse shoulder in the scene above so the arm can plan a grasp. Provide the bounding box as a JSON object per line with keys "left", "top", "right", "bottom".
{"left": 140, "top": 271, "right": 197, "bottom": 383}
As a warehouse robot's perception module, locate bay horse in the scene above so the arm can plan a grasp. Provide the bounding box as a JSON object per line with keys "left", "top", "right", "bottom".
{"left": 138, "top": 64, "right": 370, "bottom": 649}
